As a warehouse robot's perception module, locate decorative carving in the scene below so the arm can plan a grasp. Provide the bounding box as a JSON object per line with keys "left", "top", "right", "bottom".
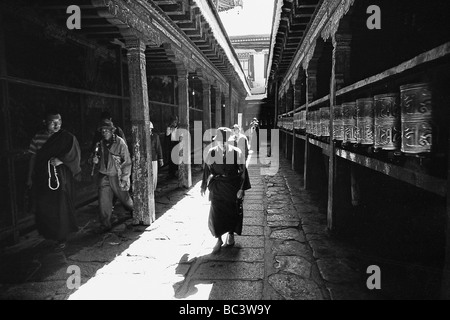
{"left": 374, "top": 93, "right": 401, "bottom": 150}
{"left": 302, "top": 40, "right": 317, "bottom": 71}
{"left": 400, "top": 83, "right": 433, "bottom": 154}
{"left": 342, "top": 101, "right": 357, "bottom": 143}
{"left": 152, "top": 20, "right": 181, "bottom": 48}
{"left": 356, "top": 98, "right": 374, "bottom": 145}
{"left": 93, "top": 0, "right": 161, "bottom": 46}
{"left": 333, "top": 105, "right": 344, "bottom": 141}
{"left": 321, "top": 0, "right": 355, "bottom": 42}
{"left": 320, "top": 107, "right": 330, "bottom": 137}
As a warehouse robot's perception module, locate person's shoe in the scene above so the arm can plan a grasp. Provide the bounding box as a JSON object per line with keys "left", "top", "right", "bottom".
{"left": 225, "top": 233, "right": 235, "bottom": 247}
{"left": 212, "top": 238, "right": 223, "bottom": 254}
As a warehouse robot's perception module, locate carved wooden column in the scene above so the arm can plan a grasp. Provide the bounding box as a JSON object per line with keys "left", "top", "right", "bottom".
{"left": 226, "top": 82, "right": 232, "bottom": 127}
{"left": 291, "top": 76, "right": 299, "bottom": 171}
{"left": 214, "top": 84, "right": 222, "bottom": 128}
{"left": 303, "top": 68, "right": 312, "bottom": 190}
{"left": 0, "top": 11, "right": 19, "bottom": 242}
{"left": 177, "top": 69, "right": 192, "bottom": 188}
{"left": 442, "top": 136, "right": 450, "bottom": 299}
{"left": 327, "top": 32, "right": 352, "bottom": 232}
{"left": 125, "top": 37, "right": 154, "bottom": 225}
{"left": 273, "top": 80, "right": 279, "bottom": 129}
{"left": 202, "top": 83, "right": 211, "bottom": 133}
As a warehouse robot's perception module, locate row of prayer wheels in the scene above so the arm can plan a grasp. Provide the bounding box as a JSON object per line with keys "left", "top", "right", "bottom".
{"left": 294, "top": 82, "right": 432, "bottom": 154}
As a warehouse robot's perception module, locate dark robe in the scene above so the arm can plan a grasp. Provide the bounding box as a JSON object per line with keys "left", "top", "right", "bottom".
{"left": 201, "top": 145, "right": 251, "bottom": 238}
{"left": 33, "top": 129, "right": 81, "bottom": 241}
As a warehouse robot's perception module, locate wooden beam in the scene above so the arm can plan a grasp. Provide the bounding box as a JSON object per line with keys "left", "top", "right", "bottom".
{"left": 308, "top": 138, "right": 330, "bottom": 156}
{"left": 335, "top": 148, "right": 446, "bottom": 197}
{"left": 336, "top": 42, "right": 450, "bottom": 97}
{"left": 0, "top": 75, "right": 129, "bottom": 100}
{"left": 441, "top": 135, "right": 450, "bottom": 299}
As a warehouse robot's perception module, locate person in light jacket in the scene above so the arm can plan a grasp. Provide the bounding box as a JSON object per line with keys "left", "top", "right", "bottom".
{"left": 92, "top": 119, "right": 133, "bottom": 232}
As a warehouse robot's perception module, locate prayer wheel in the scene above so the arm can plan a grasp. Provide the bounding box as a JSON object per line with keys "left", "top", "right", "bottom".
{"left": 333, "top": 105, "right": 344, "bottom": 141}
{"left": 300, "top": 110, "right": 306, "bottom": 130}
{"left": 400, "top": 83, "right": 432, "bottom": 154}
{"left": 320, "top": 107, "right": 330, "bottom": 137}
{"left": 356, "top": 98, "right": 374, "bottom": 145}
{"left": 316, "top": 110, "right": 320, "bottom": 136}
{"left": 342, "top": 102, "right": 357, "bottom": 143}
{"left": 306, "top": 111, "right": 311, "bottom": 134}
{"left": 294, "top": 112, "right": 300, "bottom": 131}
{"left": 374, "top": 93, "right": 400, "bottom": 150}
{"left": 312, "top": 111, "right": 317, "bottom": 136}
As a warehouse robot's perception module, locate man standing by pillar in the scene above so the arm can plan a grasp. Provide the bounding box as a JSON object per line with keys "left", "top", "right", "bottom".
{"left": 166, "top": 115, "right": 179, "bottom": 179}
{"left": 92, "top": 119, "right": 133, "bottom": 233}
{"left": 150, "top": 121, "right": 164, "bottom": 189}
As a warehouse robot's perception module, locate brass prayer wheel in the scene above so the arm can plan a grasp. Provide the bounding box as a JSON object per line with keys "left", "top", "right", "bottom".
{"left": 356, "top": 98, "right": 374, "bottom": 145}
{"left": 320, "top": 107, "right": 330, "bottom": 137}
{"left": 374, "top": 93, "right": 400, "bottom": 150}
{"left": 342, "top": 102, "right": 357, "bottom": 143}
{"left": 300, "top": 110, "right": 306, "bottom": 130}
{"left": 312, "top": 110, "right": 318, "bottom": 136}
{"left": 400, "top": 83, "right": 432, "bottom": 154}
{"left": 306, "top": 111, "right": 311, "bottom": 134}
{"left": 316, "top": 110, "right": 321, "bottom": 136}
{"left": 333, "top": 105, "right": 344, "bottom": 141}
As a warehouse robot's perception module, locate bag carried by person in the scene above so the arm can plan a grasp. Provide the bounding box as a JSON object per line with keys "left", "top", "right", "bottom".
{"left": 236, "top": 198, "right": 243, "bottom": 216}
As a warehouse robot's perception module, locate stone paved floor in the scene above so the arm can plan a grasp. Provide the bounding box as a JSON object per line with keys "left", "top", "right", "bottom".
{"left": 0, "top": 152, "right": 410, "bottom": 300}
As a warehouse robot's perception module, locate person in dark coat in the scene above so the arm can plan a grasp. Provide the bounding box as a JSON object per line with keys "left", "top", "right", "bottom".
{"left": 165, "top": 115, "right": 179, "bottom": 178}
{"left": 201, "top": 127, "right": 251, "bottom": 253}
{"left": 230, "top": 124, "right": 249, "bottom": 164}
{"left": 26, "top": 110, "right": 81, "bottom": 249}
{"left": 91, "top": 110, "right": 126, "bottom": 152}
{"left": 149, "top": 121, "right": 164, "bottom": 189}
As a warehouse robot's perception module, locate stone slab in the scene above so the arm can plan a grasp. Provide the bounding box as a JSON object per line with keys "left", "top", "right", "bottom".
{"left": 192, "top": 261, "right": 264, "bottom": 280}
{"left": 268, "top": 274, "right": 324, "bottom": 300}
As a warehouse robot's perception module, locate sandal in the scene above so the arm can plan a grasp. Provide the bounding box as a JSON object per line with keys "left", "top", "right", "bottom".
{"left": 212, "top": 238, "right": 223, "bottom": 254}
{"left": 225, "top": 233, "right": 235, "bottom": 247}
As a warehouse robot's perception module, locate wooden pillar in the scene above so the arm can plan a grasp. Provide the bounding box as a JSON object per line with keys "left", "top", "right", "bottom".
{"left": 226, "top": 82, "right": 232, "bottom": 127}
{"left": 328, "top": 34, "right": 353, "bottom": 231}
{"left": 442, "top": 135, "right": 450, "bottom": 299}
{"left": 214, "top": 84, "right": 222, "bottom": 128}
{"left": 303, "top": 70, "right": 311, "bottom": 190}
{"left": 202, "top": 84, "right": 211, "bottom": 133}
{"left": 292, "top": 78, "right": 299, "bottom": 171}
{"left": 125, "top": 38, "right": 154, "bottom": 225}
{"left": 273, "top": 80, "right": 279, "bottom": 130}
{"left": 177, "top": 69, "right": 192, "bottom": 188}
{"left": 116, "top": 46, "right": 126, "bottom": 131}
{"left": 327, "top": 36, "right": 338, "bottom": 231}
{"left": 0, "top": 11, "right": 18, "bottom": 243}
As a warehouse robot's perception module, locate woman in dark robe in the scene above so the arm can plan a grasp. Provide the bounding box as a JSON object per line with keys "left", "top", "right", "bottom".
{"left": 27, "top": 111, "right": 81, "bottom": 248}
{"left": 201, "top": 128, "right": 251, "bottom": 253}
